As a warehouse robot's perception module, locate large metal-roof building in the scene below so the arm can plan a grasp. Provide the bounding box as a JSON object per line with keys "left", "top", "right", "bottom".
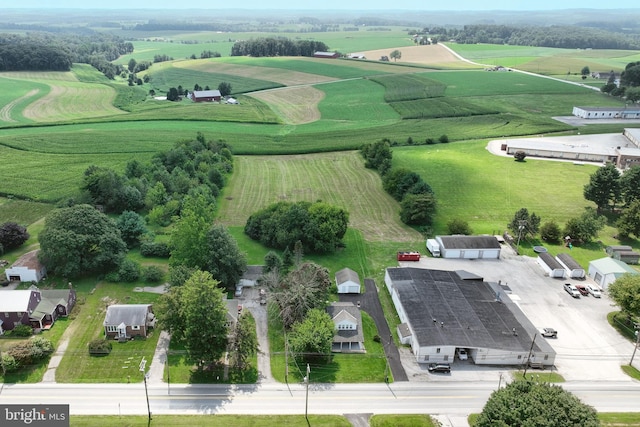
{"left": 385, "top": 267, "right": 555, "bottom": 367}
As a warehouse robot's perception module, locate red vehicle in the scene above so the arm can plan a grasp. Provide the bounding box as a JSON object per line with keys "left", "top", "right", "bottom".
{"left": 397, "top": 251, "right": 421, "bottom": 261}
{"left": 574, "top": 284, "right": 589, "bottom": 296}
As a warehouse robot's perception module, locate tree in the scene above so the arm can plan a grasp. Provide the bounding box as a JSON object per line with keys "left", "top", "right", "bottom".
{"left": 81, "top": 166, "right": 143, "bottom": 213}
{"left": 127, "top": 58, "right": 137, "bottom": 73}
{"left": 620, "top": 166, "right": 640, "bottom": 206}
{"left": 231, "top": 312, "right": 258, "bottom": 371}
{"left": 626, "top": 87, "right": 640, "bottom": 103}
{"left": 264, "top": 251, "right": 283, "bottom": 273}
{"left": 476, "top": 380, "right": 599, "bottom": 427}
{"left": 271, "top": 262, "right": 331, "bottom": 329}
{"left": 539, "top": 221, "right": 562, "bottom": 243}
{"left": 513, "top": 150, "right": 526, "bottom": 161}
{"left": 157, "top": 270, "right": 228, "bottom": 368}
{"left": 170, "top": 194, "right": 216, "bottom": 269}
{"left": 289, "top": 308, "right": 334, "bottom": 361}
{"left": 400, "top": 193, "right": 437, "bottom": 226}
{"left": 203, "top": 223, "right": 247, "bottom": 290}
{"left": 0, "top": 222, "right": 30, "bottom": 251}
{"left": 584, "top": 163, "right": 621, "bottom": 212}
{"left": 508, "top": 208, "right": 540, "bottom": 238}
{"left": 305, "top": 203, "right": 349, "bottom": 253}
{"left": 563, "top": 208, "right": 606, "bottom": 243}
{"left": 167, "top": 87, "right": 179, "bottom": 101}
{"left": 218, "top": 82, "right": 232, "bottom": 97}
{"left": 617, "top": 200, "right": 640, "bottom": 238}
{"left": 608, "top": 274, "right": 640, "bottom": 318}
{"left": 447, "top": 218, "right": 472, "bottom": 235}
{"left": 581, "top": 66, "right": 590, "bottom": 76}
{"left": 360, "top": 139, "right": 392, "bottom": 175}
{"left": 390, "top": 49, "right": 402, "bottom": 62}
{"left": 621, "top": 63, "right": 640, "bottom": 87}
{"left": 38, "top": 204, "right": 127, "bottom": 278}
{"left": 116, "top": 211, "right": 147, "bottom": 248}
{"left": 438, "top": 134, "right": 449, "bottom": 144}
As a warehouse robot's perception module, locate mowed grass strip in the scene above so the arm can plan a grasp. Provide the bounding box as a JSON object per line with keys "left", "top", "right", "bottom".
{"left": 218, "top": 152, "right": 419, "bottom": 242}
{"left": 249, "top": 86, "right": 324, "bottom": 125}
{"left": 0, "top": 78, "right": 50, "bottom": 125}
{"left": 70, "top": 415, "right": 352, "bottom": 427}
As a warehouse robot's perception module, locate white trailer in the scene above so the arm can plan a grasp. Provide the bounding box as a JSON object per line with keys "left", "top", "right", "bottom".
{"left": 426, "top": 239, "right": 441, "bottom": 257}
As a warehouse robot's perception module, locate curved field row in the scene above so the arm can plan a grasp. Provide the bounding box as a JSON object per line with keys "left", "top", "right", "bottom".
{"left": 360, "top": 44, "right": 470, "bottom": 68}
{"left": 22, "top": 82, "right": 126, "bottom": 122}
{"left": 0, "top": 71, "right": 79, "bottom": 82}
{"left": 218, "top": 152, "right": 420, "bottom": 242}
{"left": 175, "top": 59, "right": 339, "bottom": 86}
{"left": 248, "top": 86, "right": 324, "bottom": 125}
{"left": 0, "top": 89, "right": 39, "bottom": 123}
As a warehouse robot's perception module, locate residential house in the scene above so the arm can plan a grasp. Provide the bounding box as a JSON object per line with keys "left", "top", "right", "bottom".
{"left": 0, "top": 286, "right": 75, "bottom": 333}
{"left": 326, "top": 302, "right": 365, "bottom": 353}
{"left": 5, "top": 250, "right": 47, "bottom": 282}
{"left": 104, "top": 304, "right": 156, "bottom": 340}
{"left": 335, "top": 267, "right": 361, "bottom": 294}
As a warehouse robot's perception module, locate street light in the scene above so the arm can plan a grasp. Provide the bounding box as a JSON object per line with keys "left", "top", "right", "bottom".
{"left": 139, "top": 357, "right": 152, "bottom": 422}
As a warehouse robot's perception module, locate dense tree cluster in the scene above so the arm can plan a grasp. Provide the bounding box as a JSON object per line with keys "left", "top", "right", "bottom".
{"left": 245, "top": 201, "right": 349, "bottom": 253}
{"left": 38, "top": 204, "right": 127, "bottom": 278}
{"left": 231, "top": 37, "right": 330, "bottom": 57}
{"left": 584, "top": 163, "right": 621, "bottom": 212}
{"left": 0, "top": 32, "right": 132, "bottom": 74}
{"left": 508, "top": 208, "right": 541, "bottom": 239}
{"left": 450, "top": 24, "right": 640, "bottom": 50}
{"left": 360, "top": 139, "right": 392, "bottom": 175}
{"left": 0, "top": 222, "right": 30, "bottom": 254}
{"left": 477, "top": 380, "right": 599, "bottom": 426}
{"left": 608, "top": 274, "right": 640, "bottom": 319}
{"left": 288, "top": 308, "right": 335, "bottom": 361}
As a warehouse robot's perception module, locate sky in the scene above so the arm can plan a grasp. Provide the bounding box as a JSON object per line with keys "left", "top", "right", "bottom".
{"left": 2, "top": 0, "right": 639, "bottom": 11}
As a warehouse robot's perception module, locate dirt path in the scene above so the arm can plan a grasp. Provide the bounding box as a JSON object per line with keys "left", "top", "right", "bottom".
{"left": 41, "top": 312, "right": 82, "bottom": 383}
{"left": 0, "top": 88, "right": 38, "bottom": 122}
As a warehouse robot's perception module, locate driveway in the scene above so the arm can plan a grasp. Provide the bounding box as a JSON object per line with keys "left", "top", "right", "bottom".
{"left": 398, "top": 245, "right": 637, "bottom": 383}
{"left": 339, "top": 279, "right": 408, "bottom": 382}
{"left": 239, "top": 286, "right": 274, "bottom": 383}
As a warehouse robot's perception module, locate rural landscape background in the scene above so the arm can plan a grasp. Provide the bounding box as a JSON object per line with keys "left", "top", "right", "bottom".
{"left": 2, "top": 5, "right": 640, "bottom": 426}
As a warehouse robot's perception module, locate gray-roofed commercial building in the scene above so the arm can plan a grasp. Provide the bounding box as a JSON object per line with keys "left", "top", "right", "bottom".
{"left": 435, "top": 235, "right": 501, "bottom": 259}
{"left": 384, "top": 267, "right": 555, "bottom": 367}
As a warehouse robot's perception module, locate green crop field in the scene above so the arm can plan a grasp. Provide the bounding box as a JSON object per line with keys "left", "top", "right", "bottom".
{"left": 368, "top": 74, "right": 447, "bottom": 102}
{"left": 390, "top": 98, "right": 500, "bottom": 119}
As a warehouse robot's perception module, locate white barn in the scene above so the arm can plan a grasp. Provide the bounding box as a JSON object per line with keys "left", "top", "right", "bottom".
{"left": 536, "top": 252, "right": 566, "bottom": 278}
{"left": 384, "top": 267, "right": 555, "bottom": 367}
{"left": 588, "top": 257, "right": 638, "bottom": 289}
{"left": 335, "top": 267, "right": 361, "bottom": 294}
{"left": 435, "top": 235, "right": 501, "bottom": 259}
{"left": 572, "top": 106, "right": 640, "bottom": 119}
{"left": 5, "top": 250, "right": 46, "bottom": 283}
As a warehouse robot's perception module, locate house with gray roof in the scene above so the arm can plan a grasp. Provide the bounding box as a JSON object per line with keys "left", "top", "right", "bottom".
{"left": 384, "top": 267, "right": 555, "bottom": 367}
{"left": 435, "top": 235, "right": 501, "bottom": 259}
{"left": 0, "top": 286, "right": 75, "bottom": 333}
{"left": 104, "top": 304, "right": 156, "bottom": 340}
{"left": 326, "top": 302, "right": 364, "bottom": 353}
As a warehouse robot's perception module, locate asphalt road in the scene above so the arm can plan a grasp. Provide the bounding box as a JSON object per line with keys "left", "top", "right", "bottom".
{"left": 1, "top": 381, "right": 639, "bottom": 416}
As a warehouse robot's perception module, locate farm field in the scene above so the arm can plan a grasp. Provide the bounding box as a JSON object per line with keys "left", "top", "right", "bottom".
{"left": 360, "top": 44, "right": 476, "bottom": 69}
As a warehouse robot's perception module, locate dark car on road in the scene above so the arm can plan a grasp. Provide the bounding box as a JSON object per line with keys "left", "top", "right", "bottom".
{"left": 575, "top": 284, "right": 589, "bottom": 296}
{"left": 427, "top": 363, "right": 451, "bottom": 373}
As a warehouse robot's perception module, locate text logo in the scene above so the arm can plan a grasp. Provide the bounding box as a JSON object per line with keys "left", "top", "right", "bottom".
{"left": 1, "top": 405, "right": 69, "bottom": 426}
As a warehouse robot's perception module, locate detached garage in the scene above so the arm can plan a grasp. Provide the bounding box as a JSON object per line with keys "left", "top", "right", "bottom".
{"left": 556, "top": 253, "right": 585, "bottom": 279}
{"left": 435, "top": 235, "right": 501, "bottom": 259}
{"left": 5, "top": 250, "right": 46, "bottom": 283}
{"left": 588, "top": 257, "right": 638, "bottom": 289}
{"left": 335, "top": 268, "right": 361, "bottom": 294}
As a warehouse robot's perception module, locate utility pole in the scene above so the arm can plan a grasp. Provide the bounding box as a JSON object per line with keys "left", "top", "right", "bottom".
{"left": 284, "top": 331, "right": 289, "bottom": 383}
{"left": 630, "top": 329, "right": 640, "bottom": 366}
{"left": 139, "top": 357, "right": 152, "bottom": 422}
{"left": 522, "top": 333, "right": 537, "bottom": 379}
{"left": 516, "top": 220, "right": 527, "bottom": 254}
{"left": 166, "top": 348, "right": 170, "bottom": 395}
{"left": 304, "top": 363, "right": 310, "bottom": 423}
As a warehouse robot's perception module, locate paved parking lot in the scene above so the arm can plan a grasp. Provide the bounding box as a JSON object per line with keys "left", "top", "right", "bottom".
{"left": 397, "top": 245, "right": 638, "bottom": 383}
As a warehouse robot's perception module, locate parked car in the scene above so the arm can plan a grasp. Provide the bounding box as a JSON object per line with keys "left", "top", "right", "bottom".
{"left": 427, "top": 363, "right": 451, "bottom": 373}
{"left": 586, "top": 285, "right": 602, "bottom": 298}
{"left": 539, "top": 327, "right": 558, "bottom": 338}
{"left": 575, "top": 284, "right": 589, "bottom": 296}
{"left": 234, "top": 285, "right": 243, "bottom": 297}
{"left": 457, "top": 348, "right": 468, "bottom": 360}
{"left": 563, "top": 283, "right": 580, "bottom": 298}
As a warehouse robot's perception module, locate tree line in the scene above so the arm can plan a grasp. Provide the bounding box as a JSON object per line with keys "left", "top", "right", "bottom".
{"left": 448, "top": 24, "right": 640, "bottom": 50}
{"left": 0, "top": 32, "right": 133, "bottom": 74}
{"left": 231, "top": 37, "right": 330, "bottom": 57}
{"left": 601, "top": 61, "right": 640, "bottom": 103}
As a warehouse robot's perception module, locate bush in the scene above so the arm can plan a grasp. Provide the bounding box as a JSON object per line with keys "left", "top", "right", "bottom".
{"left": 142, "top": 265, "right": 165, "bottom": 283}
{"left": 447, "top": 218, "right": 472, "bottom": 235}
{"left": 118, "top": 259, "right": 141, "bottom": 282}
{"left": 514, "top": 150, "right": 527, "bottom": 161}
{"left": 140, "top": 241, "right": 171, "bottom": 258}
{"left": 540, "top": 221, "right": 562, "bottom": 243}
{"left": 11, "top": 324, "right": 33, "bottom": 337}
{"left": 0, "top": 353, "right": 19, "bottom": 372}
{"left": 88, "top": 339, "right": 113, "bottom": 356}
{"left": 7, "top": 337, "right": 54, "bottom": 366}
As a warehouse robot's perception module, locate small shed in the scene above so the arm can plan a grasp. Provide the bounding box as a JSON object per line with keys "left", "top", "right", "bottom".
{"left": 613, "top": 250, "right": 640, "bottom": 265}
{"left": 556, "top": 253, "right": 585, "bottom": 279}
{"left": 588, "top": 257, "right": 639, "bottom": 289}
{"left": 605, "top": 245, "right": 632, "bottom": 257}
{"left": 435, "top": 235, "right": 501, "bottom": 259}
{"left": 192, "top": 89, "right": 221, "bottom": 102}
{"left": 537, "top": 252, "right": 566, "bottom": 278}
{"left": 335, "top": 267, "right": 361, "bottom": 294}
{"left": 5, "top": 250, "right": 47, "bottom": 282}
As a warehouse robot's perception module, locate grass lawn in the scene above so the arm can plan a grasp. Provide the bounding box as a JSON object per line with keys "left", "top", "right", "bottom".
{"left": 55, "top": 280, "right": 162, "bottom": 383}
{"left": 70, "top": 415, "right": 352, "bottom": 426}
{"left": 269, "top": 306, "right": 388, "bottom": 383}
{"left": 370, "top": 414, "right": 440, "bottom": 427}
